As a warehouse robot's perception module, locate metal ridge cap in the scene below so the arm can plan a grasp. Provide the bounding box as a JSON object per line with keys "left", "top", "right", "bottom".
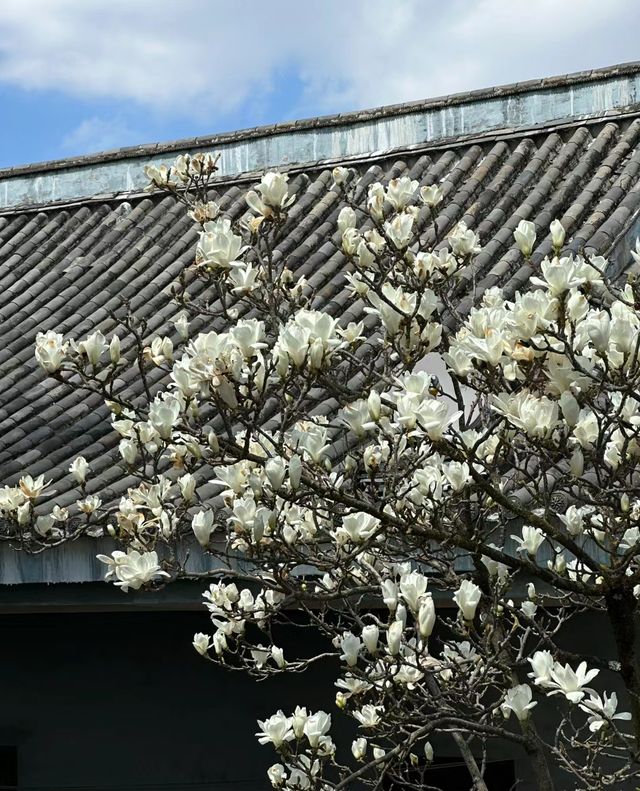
{"left": 2, "top": 105, "right": 640, "bottom": 218}
{"left": 1, "top": 59, "right": 640, "bottom": 180}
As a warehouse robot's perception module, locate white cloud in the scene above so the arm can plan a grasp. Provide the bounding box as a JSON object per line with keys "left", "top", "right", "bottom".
{"left": 61, "top": 116, "right": 141, "bottom": 153}
{"left": 0, "top": 0, "right": 637, "bottom": 124}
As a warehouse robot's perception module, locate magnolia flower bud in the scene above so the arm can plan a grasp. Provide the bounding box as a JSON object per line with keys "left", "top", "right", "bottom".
{"left": 420, "top": 184, "right": 443, "bottom": 208}
{"left": 453, "top": 580, "right": 482, "bottom": 621}
{"left": 192, "top": 510, "right": 215, "bottom": 547}
{"left": 514, "top": 220, "right": 536, "bottom": 257}
{"left": 337, "top": 206, "right": 356, "bottom": 233}
{"left": 292, "top": 706, "right": 308, "bottom": 738}
{"left": 570, "top": 448, "right": 584, "bottom": 477}
{"left": 16, "top": 502, "right": 30, "bottom": 526}
{"left": 172, "top": 312, "right": 189, "bottom": 341}
{"left": 386, "top": 620, "right": 403, "bottom": 655}
{"left": 342, "top": 228, "right": 360, "bottom": 255}
{"left": 207, "top": 430, "right": 219, "bottom": 453}
{"left": 288, "top": 454, "right": 302, "bottom": 490}
{"left": 119, "top": 439, "right": 137, "bottom": 465}
{"left": 265, "top": 457, "right": 286, "bottom": 490}
{"left": 178, "top": 472, "right": 196, "bottom": 501}
{"left": 381, "top": 579, "right": 398, "bottom": 611}
{"left": 424, "top": 742, "right": 434, "bottom": 762}
{"left": 362, "top": 624, "right": 379, "bottom": 654}
{"left": 367, "top": 390, "right": 381, "bottom": 421}
{"left": 559, "top": 392, "right": 580, "bottom": 427}
{"left": 271, "top": 646, "right": 285, "bottom": 668}
{"left": 69, "top": 456, "right": 89, "bottom": 484}
{"left": 418, "top": 595, "right": 436, "bottom": 638}
{"left": 550, "top": 219, "right": 566, "bottom": 249}
{"left": 351, "top": 737, "right": 367, "bottom": 761}
{"left": 109, "top": 334, "right": 121, "bottom": 365}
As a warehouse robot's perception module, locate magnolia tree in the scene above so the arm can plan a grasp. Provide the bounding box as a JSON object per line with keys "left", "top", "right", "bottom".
{"left": 9, "top": 151, "right": 640, "bottom": 790}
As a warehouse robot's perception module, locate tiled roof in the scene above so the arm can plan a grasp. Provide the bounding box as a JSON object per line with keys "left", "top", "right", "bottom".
{"left": 2, "top": 64, "right": 640, "bottom": 561}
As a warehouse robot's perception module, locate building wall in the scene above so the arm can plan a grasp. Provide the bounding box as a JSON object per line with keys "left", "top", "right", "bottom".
{"left": 0, "top": 606, "right": 633, "bottom": 790}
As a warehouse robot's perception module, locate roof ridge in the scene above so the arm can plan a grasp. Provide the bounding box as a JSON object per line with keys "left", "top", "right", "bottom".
{"left": 1, "top": 60, "right": 639, "bottom": 180}
{"left": 2, "top": 108, "right": 640, "bottom": 217}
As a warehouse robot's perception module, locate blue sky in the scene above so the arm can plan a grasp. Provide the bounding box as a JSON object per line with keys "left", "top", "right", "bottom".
{"left": 0, "top": 0, "right": 639, "bottom": 169}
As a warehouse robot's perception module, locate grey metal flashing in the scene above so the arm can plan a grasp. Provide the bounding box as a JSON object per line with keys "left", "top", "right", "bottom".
{"left": 2, "top": 106, "right": 640, "bottom": 218}
{"left": 2, "top": 61, "right": 640, "bottom": 209}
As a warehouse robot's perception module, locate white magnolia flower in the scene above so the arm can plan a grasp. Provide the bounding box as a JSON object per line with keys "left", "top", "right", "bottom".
{"left": 35, "top": 330, "right": 68, "bottom": 372}
{"left": 97, "top": 549, "right": 169, "bottom": 592}
{"left": 192, "top": 632, "right": 211, "bottom": 656}
{"left": 332, "top": 166, "right": 349, "bottom": 186}
{"left": 353, "top": 704, "right": 383, "bottom": 728}
{"left": 304, "top": 711, "right": 331, "bottom": 748}
{"left": 453, "top": 580, "right": 482, "bottom": 621}
{"left": 491, "top": 391, "right": 558, "bottom": 437}
{"left": 381, "top": 579, "right": 398, "bottom": 611}
{"left": 579, "top": 691, "right": 632, "bottom": 732}
{"left": 251, "top": 645, "right": 270, "bottom": 669}
{"left": 19, "top": 474, "right": 52, "bottom": 500}
{"left": 148, "top": 395, "right": 182, "bottom": 440}
{"left": 274, "top": 309, "right": 342, "bottom": 374}
{"left": 559, "top": 505, "right": 589, "bottom": 537}
{"left": 255, "top": 711, "right": 294, "bottom": 747}
{"left": 267, "top": 763, "right": 287, "bottom": 788}
{"left": 512, "top": 526, "right": 546, "bottom": 557}
{"left": 399, "top": 571, "right": 428, "bottom": 612}
{"left": 530, "top": 255, "right": 584, "bottom": 295}
{"left": 385, "top": 176, "right": 418, "bottom": 210}
{"left": 449, "top": 221, "right": 480, "bottom": 257}
{"left": 548, "top": 661, "right": 599, "bottom": 703}
{"left": 334, "top": 512, "right": 380, "bottom": 546}
{"left": 248, "top": 172, "right": 295, "bottom": 214}
{"left": 77, "top": 494, "right": 101, "bottom": 514}
{"left": 270, "top": 646, "right": 285, "bottom": 668}
{"left": 197, "top": 218, "right": 243, "bottom": 269}
{"left": 172, "top": 311, "right": 189, "bottom": 340}
{"left": 78, "top": 331, "right": 107, "bottom": 365}
{"left": 501, "top": 684, "right": 537, "bottom": 721}
{"left": 384, "top": 212, "right": 414, "bottom": 249}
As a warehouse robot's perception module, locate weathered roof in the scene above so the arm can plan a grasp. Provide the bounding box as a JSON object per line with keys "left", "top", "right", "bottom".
{"left": 2, "top": 62, "right": 640, "bottom": 586}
